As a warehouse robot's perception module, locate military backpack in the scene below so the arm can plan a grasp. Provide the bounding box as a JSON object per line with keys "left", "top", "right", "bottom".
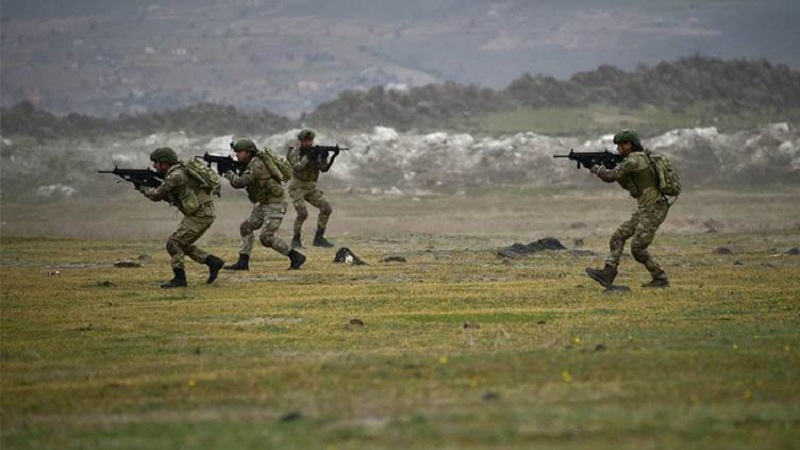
{"left": 256, "top": 147, "right": 292, "bottom": 182}
{"left": 184, "top": 156, "right": 223, "bottom": 196}
{"left": 645, "top": 151, "right": 681, "bottom": 198}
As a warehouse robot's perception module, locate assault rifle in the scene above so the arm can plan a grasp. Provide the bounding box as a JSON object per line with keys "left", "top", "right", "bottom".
{"left": 202, "top": 153, "right": 247, "bottom": 175}
{"left": 553, "top": 149, "right": 623, "bottom": 170}
{"left": 98, "top": 166, "right": 163, "bottom": 189}
{"left": 302, "top": 144, "right": 348, "bottom": 172}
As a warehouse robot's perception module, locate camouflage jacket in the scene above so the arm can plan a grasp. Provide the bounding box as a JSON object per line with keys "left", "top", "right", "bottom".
{"left": 141, "top": 163, "right": 213, "bottom": 215}
{"left": 594, "top": 151, "right": 662, "bottom": 207}
{"left": 286, "top": 143, "right": 320, "bottom": 183}
{"left": 225, "top": 154, "right": 284, "bottom": 204}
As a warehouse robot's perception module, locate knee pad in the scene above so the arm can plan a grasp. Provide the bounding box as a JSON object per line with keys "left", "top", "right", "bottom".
{"left": 259, "top": 233, "right": 276, "bottom": 248}
{"left": 295, "top": 209, "right": 309, "bottom": 222}
{"left": 609, "top": 234, "right": 625, "bottom": 250}
{"left": 239, "top": 221, "right": 254, "bottom": 237}
{"left": 319, "top": 202, "right": 333, "bottom": 216}
{"left": 631, "top": 247, "right": 649, "bottom": 264}
{"left": 166, "top": 238, "right": 182, "bottom": 256}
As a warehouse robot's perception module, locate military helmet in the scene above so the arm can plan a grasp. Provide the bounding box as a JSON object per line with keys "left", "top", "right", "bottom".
{"left": 230, "top": 138, "right": 257, "bottom": 152}
{"left": 297, "top": 129, "right": 316, "bottom": 140}
{"left": 613, "top": 129, "right": 641, "bottom": 146}
{"left": 149, "top": 147, "right": 178, "bottom": 164}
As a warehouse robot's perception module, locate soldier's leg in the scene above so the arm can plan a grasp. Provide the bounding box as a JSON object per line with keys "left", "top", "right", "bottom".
{"left": 225, "top": 205, "right": 265, "bottom": 270}
{"left": 259, "top": 200, "right": 306, "bottom": 269}
{"left": 631, "top": 204, "right": 670, "bottom": 285}
{"left": 176, "top": 215, "right": 214, "bottom": 265}
{"left": 306, "top": 188, "right": 334, "bottom": 247}
{"left": 586, "top": 211, "right": 638, "bottom": 288}
{"left": 605, "top": 212, "right": 639, "bottom": 269}
{"left": 177, "top": 205, "right": 225, "bottom": 284}
{"left": 239, "top": 205, "right": 266, "bottom": 256}
{"left": 290, "top": 186, "right": 309, "bottom": 236}
{"left": 305, "top": 188, "right": 333, "bottom": 231}
{"left": 259, "top": 201, "right": 291, "bottom": 256}
{"left": 162, "top": 214, "right": 212, "bottom": 288}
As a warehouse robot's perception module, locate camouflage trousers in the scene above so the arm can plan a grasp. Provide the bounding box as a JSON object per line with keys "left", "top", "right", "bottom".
{"left": 288, "top": 180, "right": 332, "bottom": 235}
{"left": 605, "top": 200, "right": 669, "bottom": 279}
{"left": 238, "top": 200, "right": 290, "bottom": 256}
{"left": 167, "top": 202, "right": 215, "bottom": 270}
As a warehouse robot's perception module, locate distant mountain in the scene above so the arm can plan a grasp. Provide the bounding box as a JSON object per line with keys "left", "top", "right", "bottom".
{"left": 2, "top": 0, "right": 799, "bottom": 118}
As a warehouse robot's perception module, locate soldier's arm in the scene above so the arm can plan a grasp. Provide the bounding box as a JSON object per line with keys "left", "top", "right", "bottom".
{"left": 591, "top": 157, "right": 636, "bottom": 183}
{"left": 225, "top": 165, "right": 254, "bottom": 189}
{"left": 141, "top": 171, "right": 181, "bottom": 201}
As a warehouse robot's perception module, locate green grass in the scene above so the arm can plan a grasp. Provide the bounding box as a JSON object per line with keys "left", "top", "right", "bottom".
{"left": 2, "top": 188, "right": 800, "bottom": 449}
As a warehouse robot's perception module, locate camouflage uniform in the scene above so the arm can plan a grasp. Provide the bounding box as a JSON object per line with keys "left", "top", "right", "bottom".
{"left": 591, "top": 150, "right": 670, "bottom": 285}
{"left": 223, "top": 140, "right": 306, "bottom": 271}
{"left": 139, "top": 147, "right": 224, "bottom": 288}
{"left": 141, "top": 163, "right": 216, "bottom": 270}
{"left": 225, "top": 153, "right": 291, "bottom": 256}
{"left": 286, "top": 140, "right": 334, "bottom": 246}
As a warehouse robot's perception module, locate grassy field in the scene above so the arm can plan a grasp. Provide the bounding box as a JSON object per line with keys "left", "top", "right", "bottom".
{"left": 1, "top": 187, "right": 799, "bottom": 449}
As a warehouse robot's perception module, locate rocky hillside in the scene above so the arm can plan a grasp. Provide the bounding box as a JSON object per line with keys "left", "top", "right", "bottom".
{"left": 3, "top": 57, "right": 799, "bottom": 138}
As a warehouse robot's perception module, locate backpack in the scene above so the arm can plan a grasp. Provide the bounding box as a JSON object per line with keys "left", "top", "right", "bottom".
{"left": 256, "top": 147, "right": 292, "bottom": 182}
{"left": 646, "top": 151, "right": 681, "bottom": 198}
{"left": 184, "top": 156, "right": 222, "bottom": 196}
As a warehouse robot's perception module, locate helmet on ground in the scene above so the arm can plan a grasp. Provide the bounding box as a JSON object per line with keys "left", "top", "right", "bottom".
{"left": 297, "top": 129, "right": 315, "bottom": 140}
{"left": 613, "top": 129, "right": 641, "bottom": 146}
{"left": 149, "top": 147, "right": 178, "bottom": 163}
{"left": 230, "top": 138, "right": 257, "bottom": 152}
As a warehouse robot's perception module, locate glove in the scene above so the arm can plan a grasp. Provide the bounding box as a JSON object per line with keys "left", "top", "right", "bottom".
{"left": 223, "top": 170, "right": 235, "bottom": 181}
{"left": 590, "top": 164, "right": 601, "bottom": 174}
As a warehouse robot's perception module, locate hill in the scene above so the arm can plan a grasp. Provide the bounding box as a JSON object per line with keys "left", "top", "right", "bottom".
{"left": 2, "top": 57, "right": 799, "bottom": 138}
{"left": 2, "top": 0, "right": 799, "bottom": 118}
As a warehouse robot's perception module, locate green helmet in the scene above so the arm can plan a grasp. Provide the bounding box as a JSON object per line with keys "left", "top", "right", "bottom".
{"left": 230, "top": 138, "right": 257, "bottom": 152}
{"left": 149, "top": 147, "right": 178, "bottom": 164}
{"left": 613, "top": 129, "right": 641, "bottom": 146}
{"left": 297, "top": 129, "right": 315, "bottom": 140}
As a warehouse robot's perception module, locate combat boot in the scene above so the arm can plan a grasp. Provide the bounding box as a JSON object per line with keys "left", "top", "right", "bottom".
{"left": 224, "top": 253, "right": 249, "bottom": 271}
{"left": 161, "top": 268, "right": 187, "bottom": 289}
{"left": 205, "top": 255, "right": 225, "bottom": 284}
{"left": 291, "top": 234, "right": 304, "bottom": 249}
{"left": 312, "top": 228, "right": 334, "bottom": 248}
{"left": 642, "top": 276, "right": 669, "bottom": 288}
{"left": 585, "top": 264, "right": 618, "bottom": 288}
{"left": 288, "top": 249, "right": 306, "bottom": 270}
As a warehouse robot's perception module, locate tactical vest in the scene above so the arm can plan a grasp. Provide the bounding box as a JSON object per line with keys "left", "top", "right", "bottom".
{"left": 287, "top": 144, "right": 320, "bottom": 183}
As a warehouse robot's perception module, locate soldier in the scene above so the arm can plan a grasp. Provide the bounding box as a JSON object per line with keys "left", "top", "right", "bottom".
{"left": 286, "top": 129, "right": 335, "bottom": 248}
{"left": 138, "top": 147, "right": 225, "bottom": 288}
{"left": 223, "top": 139, "right": 306, "bottom": 271}
{"left": 585, "top": 130, "right": 671, "bottom": 288}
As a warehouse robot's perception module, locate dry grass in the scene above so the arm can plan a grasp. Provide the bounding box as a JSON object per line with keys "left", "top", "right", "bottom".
{"left": 1, "top": 187, "right": 799, "bottom": 449}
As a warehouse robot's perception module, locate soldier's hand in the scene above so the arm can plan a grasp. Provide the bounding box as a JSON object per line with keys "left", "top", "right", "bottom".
{"left": 590, "top": 164, "right": 601, "bottom": 174}
{"left": 223, "top": 170, "right": 235, "bottom": 181}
